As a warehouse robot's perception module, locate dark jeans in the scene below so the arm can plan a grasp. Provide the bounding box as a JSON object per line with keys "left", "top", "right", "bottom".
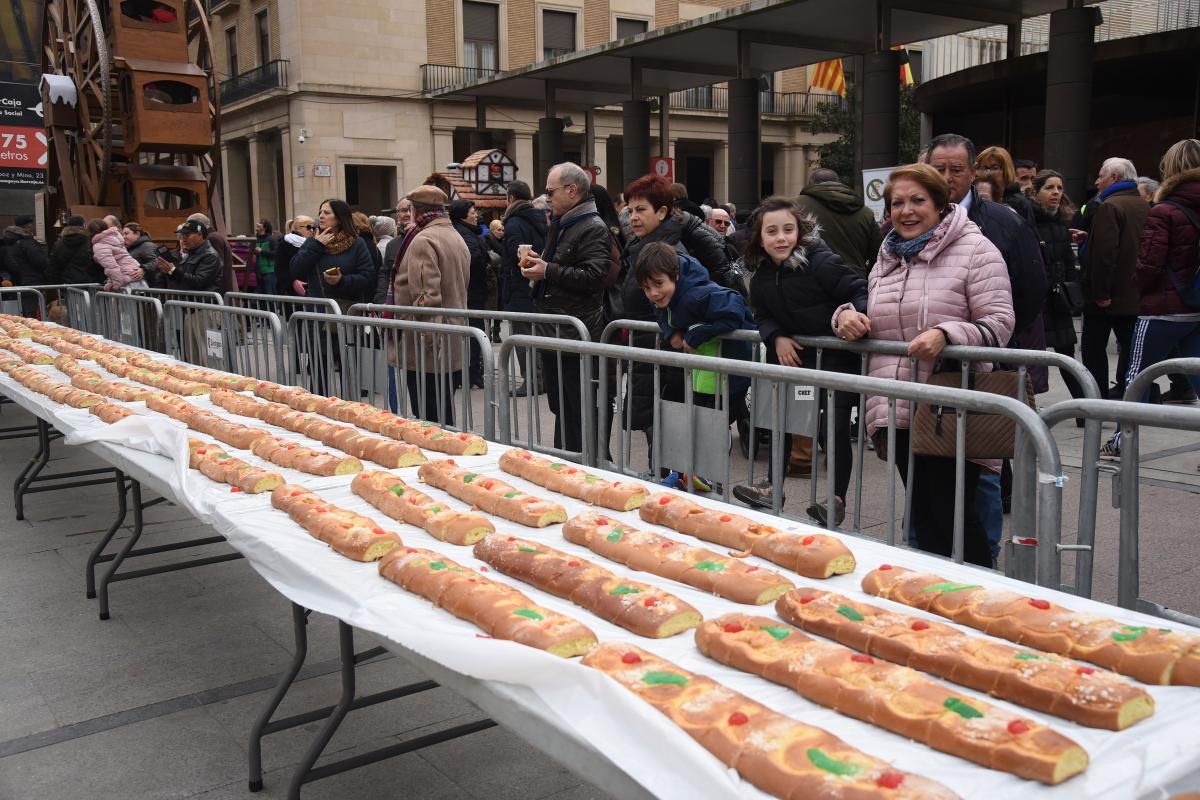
{"left": 405, "top": 370, "right": 457, "bottom": 427}
{"left": 467, "top": 317, "right": 485, "bottom": 387}
{"left": 1081, "top": 311, "right": 1135, "bottom": 395}
{"left": 892, "top": 428, "right": 991, "bottom": 567}
{"left": 508, "top": 320, "right": 533, "bottom": 383}
{"left": 767, "top": 388, "right": 854, "bottom": 501}
{"left": 542, "top": 351, "right": 584, "bottom": 454}
{"left": 258, "top": 272, "right": 277, "bottom": 296}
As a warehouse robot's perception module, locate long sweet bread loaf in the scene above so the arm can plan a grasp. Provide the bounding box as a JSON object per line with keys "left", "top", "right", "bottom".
{"left": 563, "top": 512, "right": 793, "bottom": 605}
{"left": 4, "top": 339, "right": 54, "bottom": 364}
{"left": 862, "top": 565, "right": 1200, "bottom": 686}
{"left": 188, "top": 439, "right": 283, "bottom": 494}
{"left": 696, "top": 613, "right": 1089, "bottom": 785}
{"left": 270, "top": 484, "right": 401, "bottom": 561}
{"left": 251, "top": 435, "right": 363, "bottom": 476}
{"left": 144, "top": 393, "right": 272, "bottom": 451}
{"left": 640, "top": 492, "right": 855, "bottom": 579}
{"left": 473, "top": 533, "right": 702, "bottom": 638}
{"left": 167, "top": 364, "right": 257, "bottom": 391}
{"left": 252, "top": 380, "right": 323, "bottom": 411}
{"left": 351, "top": 470, "right": 494, "bottom": 545}
{"left": 419, "top": 460, "right": 566, "bottom": 527}
{"left": 777, "top": 587, "right": 1155, "bottom": 730}
{"left": 499, "top": 449, "right": 649, "bottom": 511}
{"left": 377, "top": 545, "right": 597, "bottom": 657}
{"left": 70, "top": 372, "right": 155, "bottom": 402}
{"left": 314, "top": 397, "right": 488, "bottom": 455}
{"left": 582, "top": 643, "right": 957, "bottom": 799}
{"left": 91, "top": 402, "right": 137, "bottom": 424}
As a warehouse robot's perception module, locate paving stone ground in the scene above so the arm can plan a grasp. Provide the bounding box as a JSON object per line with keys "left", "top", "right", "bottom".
{"left": 1, "top": 342, "right": 1196, "bottom": 799}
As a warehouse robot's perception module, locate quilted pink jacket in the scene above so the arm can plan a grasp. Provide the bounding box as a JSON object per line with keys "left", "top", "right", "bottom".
{"left": 849, "top": 204, "right": 1014, "bottom": 440}
{"left": 91, "top": 226, "right": 144, "bottom": 289}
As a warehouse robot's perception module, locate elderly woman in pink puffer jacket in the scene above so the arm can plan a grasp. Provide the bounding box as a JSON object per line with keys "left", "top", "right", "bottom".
{"left": 833, "top": 163, "right": 1014, "bottom": 566}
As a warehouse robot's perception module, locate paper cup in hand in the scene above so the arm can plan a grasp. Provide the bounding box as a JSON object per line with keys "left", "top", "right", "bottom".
{"left": 517, "top": 244, "right": 533, "bottom": 266}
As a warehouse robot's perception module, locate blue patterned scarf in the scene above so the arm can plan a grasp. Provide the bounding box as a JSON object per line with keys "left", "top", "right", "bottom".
{"left": 883, "top": 224, "right": 939, "bottom": 262}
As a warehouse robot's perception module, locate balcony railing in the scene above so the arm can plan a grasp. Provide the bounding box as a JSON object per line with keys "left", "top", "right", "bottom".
{"left": 923, "top": 0, "right": 1200, "bottom": 81}
{"left": 219, "top": 59, "right": 288, "bottom": 106}
{"left": 669, "top": 86, "right": 846, "bottom": 116}
{"left": 421, "top": 64, "right": 498, "bottom": 93}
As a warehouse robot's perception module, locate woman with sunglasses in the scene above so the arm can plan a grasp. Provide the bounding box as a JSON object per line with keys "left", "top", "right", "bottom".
{"left": 292, "top": 199, "right": 377, "bottom": 310}
{"left": 277, "top": 215, "right": 315, "bottom": 296}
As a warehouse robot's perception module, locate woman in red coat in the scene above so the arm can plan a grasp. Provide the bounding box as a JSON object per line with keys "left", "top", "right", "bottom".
{"left": 1103, "top": 139, "right": 1200, "bottom": 457}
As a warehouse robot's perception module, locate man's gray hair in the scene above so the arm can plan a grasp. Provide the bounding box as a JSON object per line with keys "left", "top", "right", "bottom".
{"left": 552, "top": 162, "right": 591, "bottom": 195}
{"left": 371, "top": 215, "right": 397, "bottom": 238}
{"left": 103, "top": 214, "right": 121, "bottom": 228}
{"left": 1101, "top": 158, "right": 1137, "bottom": 182}
{"left": 1137, "top": 176, "right": 1160, "bottom": 194}
{"left": 187, "top": 212, "right": 213, "bottom": 228}
{"left": 532, "top": 194, "right": 550, "bottom": 210}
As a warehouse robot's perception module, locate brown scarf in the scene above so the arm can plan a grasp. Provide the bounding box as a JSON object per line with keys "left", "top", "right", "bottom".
{"left": 324, "top": 229, "right": 357, "bottom": 255}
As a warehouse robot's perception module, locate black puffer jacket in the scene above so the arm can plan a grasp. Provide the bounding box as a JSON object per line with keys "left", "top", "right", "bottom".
{"left": 166, "top": 239, "right": 223, "bottom": 292}
{"left": 2, "top": 226, "right": 47, "bottom": 286}
{"left": 1002, "top": 183, "right": 1039, "bottom": 229}
{"left": 126, "top": 234, "right": 164, "bottom": 288}
{"left": 1033, "top": 203, "right": 1079, "bottom": 352}
{"left": 47, "top": 226, "right": 102, "bottom": 285}
{"left": 292, "top": 234, "right": 377, "bottom": 305}
{"left": 534, "top": 198, "right": 610, "bottom": 340}
{"left": 965, "top": 186, "right": 1047, "bottom": 337}
{"left": 452, "top": 219, "right": 490, "bottom": 308}
{"left": 748, "top": 233, "right": 867, "bottom": 373}
{"left": 501, "top": 203, "right": 547, "bottom": 313}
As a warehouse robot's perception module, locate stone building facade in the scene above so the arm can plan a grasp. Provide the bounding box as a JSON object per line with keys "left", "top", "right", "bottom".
{"left": 211, "top": 0, "right": 839, "bottom": 234}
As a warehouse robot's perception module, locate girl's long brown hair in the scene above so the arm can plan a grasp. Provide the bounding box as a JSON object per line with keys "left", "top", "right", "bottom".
{"left": 744, "top": 196, "right": 814, "bottom": 272}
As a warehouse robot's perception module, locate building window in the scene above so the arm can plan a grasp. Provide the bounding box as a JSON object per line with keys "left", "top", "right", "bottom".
{"left": 615, "top": 17, "right": 647, "bottom": 39}
{"left": 255, "top": 10, "right": 270, "bottom": 65}
{"left": 462, "top": 1, "right": 499, "bottom": 72}
{"left": 542, "top": 10, "right": 576, "bottom": 60}
{"left": 225, "top": 27, "right": 239, "bottom": 77}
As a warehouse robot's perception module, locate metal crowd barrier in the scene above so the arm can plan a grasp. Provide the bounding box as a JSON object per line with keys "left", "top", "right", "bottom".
{"left": 92, "top": 291, "right": 165, "bottom": 352}
{"left": 133, "top": 287, "right": 225, "bottom": 306}
{"left": 62, "top": 286, "right": 100, "bottom": 332}
{"left": 226, "top": 292, "right": 340, "bottom": 319}
{"left": 600, "top": 319, "right": 1099, "bottom": 552}
{"left": 286, "top": 311, "right": 495, "bottom": 440}
{"left": 499, "top": 334, "right": 1067, "bottom": 587}
{"left": 0, "top": 286, "right": 46, "bottom": 318}
{"left": 163, "top": 300, "right": 285, "bottom": 381}
{"left": 1040, "top": 357, "right": 1200, "bottom": 626}
{"left": 351, "top": 303, "right": 591, "bottom": 460}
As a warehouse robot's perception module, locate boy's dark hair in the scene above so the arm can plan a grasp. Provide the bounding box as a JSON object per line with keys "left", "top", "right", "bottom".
{"left": 634, "top": 241, "right": 680, "bottom": 286}
{"left": 506, "top": 180, "right": 533, "bottom": 201}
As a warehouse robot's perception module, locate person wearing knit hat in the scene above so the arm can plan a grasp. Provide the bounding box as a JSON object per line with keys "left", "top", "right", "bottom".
{"left": 389, "top": 183, "right": 470, "bottom": 424}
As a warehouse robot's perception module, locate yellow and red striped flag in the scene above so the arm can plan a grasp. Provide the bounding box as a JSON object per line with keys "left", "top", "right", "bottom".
{"left": 810, "top": 58, "right": 846, "bottom": 97}
{"left": 894, "top": 46, "right": 915, "bottom": 86}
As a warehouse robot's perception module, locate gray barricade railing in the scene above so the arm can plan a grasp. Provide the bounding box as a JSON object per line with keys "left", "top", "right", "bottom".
{"left": 352, "top": 303, "right": 592, "bottom": 461}
{"left": 0, "top": 287, "right": 46, "bottom": 318}
{"left": 600, "top": 318, "right": 1098, "bottom": 553}
{"left": 286, "top": 311, "right": 495, "bottom": 441}
{"left": 19, "top": 283, "right": 104, "bottom": 328}
{"left": 93, "top": 292, "right": 165, "bottom": 352}
{"left": 500, "top": 334, "right": 1067, "bottom": 587}
{"left": 1040, "top": 357, "right": 1200, "bottom": 626}
{"left": 62, "top": 286, "right": 99, "bottom": 332}
{"left": 133, "top": 287, "right": 225, "bottom": 306}
{"left": 163, "top": 300, "right": 285, "bottom": 381}
{"left": 226, "top": 292, "right": 341, "bottom": 318}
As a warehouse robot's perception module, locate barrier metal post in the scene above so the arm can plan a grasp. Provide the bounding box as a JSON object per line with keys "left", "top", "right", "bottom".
{"left": 133, "top": 287, "right": 225, "bottom": 306}
{"left": 0, "top": 287, "right": 46, "bottom": 318}
{"left": 501, "top": 334, "right": 1067, "bottom": 584}
{"left": 62, "top": 286, "right": 99, "bottom": 332}
{"left": 93, "top": 292, "right": 165, "bottom": 352}
{"left": 288, "top": 311, "right": 495, "bottom": 440}
{"left": 163, "top": 300, "right": 285, "bottom": 381}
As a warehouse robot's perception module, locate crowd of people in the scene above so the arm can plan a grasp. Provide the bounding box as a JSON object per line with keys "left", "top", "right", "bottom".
{"left": 2, "top": 133, "right": 1198, "bottom": 567}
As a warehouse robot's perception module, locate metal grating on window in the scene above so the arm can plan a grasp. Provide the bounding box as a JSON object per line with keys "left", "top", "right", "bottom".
{"left": 463, "top": 0, "right": 499, "bottom": 41}
{"left": 543, "top": 10, "right": 576, "bottom": 53}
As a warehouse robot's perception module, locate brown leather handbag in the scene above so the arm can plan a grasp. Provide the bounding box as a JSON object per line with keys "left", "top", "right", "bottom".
{"left": 910, "top": 322, "right": 1036, "bottom": 460}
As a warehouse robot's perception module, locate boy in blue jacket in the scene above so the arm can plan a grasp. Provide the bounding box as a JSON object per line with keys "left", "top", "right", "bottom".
{"left": 635, "top": 241, "right": 755, "bottom": 489}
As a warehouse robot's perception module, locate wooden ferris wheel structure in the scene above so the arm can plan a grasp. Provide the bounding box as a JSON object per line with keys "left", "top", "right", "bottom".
{"left": 39, "top": 0, "right": 224, "bottom": 239}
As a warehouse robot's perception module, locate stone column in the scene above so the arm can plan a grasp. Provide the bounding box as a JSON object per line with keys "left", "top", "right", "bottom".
{"left": 1043, "top": 6, "right": 1097, "bottom": 202}
{"left": 713, "top": 140, "right": 728, "bottom": 206}
{"left": 512, "top": 132, "right": 535, "bottom": 187}
{"left": 537, "top": 117, "right": 565, "bottom": 190}
{"left": 221, "top": 140, "right": 251, "bottom": 236}
{"left": 727, "top": 78, "right": 761, "bottom": 219}
{"left": 861, "top": 50, "right": 901, "bottom": 170}
{"left": 278, "top": 127, "right": 295, "bottom": 224}
{"left": 432, "top": 127, "right": 455, "bottom": 173}
{"left": 248, "top": 133, "right": 280, "bottom": 228}
{"left": 622, "top": 100, "right": 651, "bottom": 188}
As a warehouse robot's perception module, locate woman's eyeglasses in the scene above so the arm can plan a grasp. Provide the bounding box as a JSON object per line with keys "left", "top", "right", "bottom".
{"left": 304, "top": 224, "right": 316, "bottom": 231}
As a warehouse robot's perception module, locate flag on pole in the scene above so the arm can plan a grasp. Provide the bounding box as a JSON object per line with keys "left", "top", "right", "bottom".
{"left": 810, "top": 58, "right": 846, "bottom": 97}
{"left": 894, "top": 46, "right": 915, "bottom": 86}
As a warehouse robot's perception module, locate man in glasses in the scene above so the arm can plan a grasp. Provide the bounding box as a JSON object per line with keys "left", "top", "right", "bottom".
{"left": 519, "top": 162, "right": 612, "bottom": 455}
{"left": 705, "top": 206, "right": 740, "bottom": 265}
{"left": 277, "top": 215, "right": 316, "bottom": 296}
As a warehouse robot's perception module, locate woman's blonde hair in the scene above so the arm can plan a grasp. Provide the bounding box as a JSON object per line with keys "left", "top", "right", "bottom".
{"left": 975, "top": 145, "right": 1017, "bottom": 191}
{"left": 1159, "top": 139, "right": 1200, "bottom": 183}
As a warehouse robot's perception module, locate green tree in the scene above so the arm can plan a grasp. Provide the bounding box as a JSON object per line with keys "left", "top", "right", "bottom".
{"left": 810, "top": 83, "right": 921, "bottom": 181}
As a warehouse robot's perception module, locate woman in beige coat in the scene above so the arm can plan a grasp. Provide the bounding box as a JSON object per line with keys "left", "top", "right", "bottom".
{"left": 390, "top": 185, "right": 471, "bottom": 425}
